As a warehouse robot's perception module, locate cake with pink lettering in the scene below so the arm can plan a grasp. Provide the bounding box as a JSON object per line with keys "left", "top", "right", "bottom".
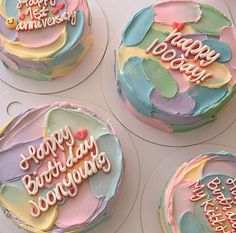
{"left": 0, "top": 103, "right": 124, "bottom": 232}
{"left": 159, "top": 151, "right": 236, "bottom": 233}
{"left": 0, "top": 0, "right": 92, "bottom": 81}
{"left": 116, "top": 1, "right": 236, "bottom": 133}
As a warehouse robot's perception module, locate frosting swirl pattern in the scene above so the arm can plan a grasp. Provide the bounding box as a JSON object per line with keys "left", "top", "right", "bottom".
{"left": 160, "top": 152, "right": 236, "bottom": 233}
{"left": 116, "top": 1, "right": 236, "bottom": 133}
{"left": 0, "top": 102, "right": 124, "bottom": 232}
{"left": 0, "top": 0, "right": 92, "bottom": 80}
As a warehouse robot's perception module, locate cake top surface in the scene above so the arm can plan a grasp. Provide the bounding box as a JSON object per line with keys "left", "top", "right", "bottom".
{"left": 117, "top": 0, "right": 236, "bottom": 133}
{"left": 160, "top": 151, "right": 236, "bottom": 233}
{"left": 0, "top": 102, "right": 123, "bottom": 233}
{"left": 0, "top": 0, "right": 90, "bottom": 60}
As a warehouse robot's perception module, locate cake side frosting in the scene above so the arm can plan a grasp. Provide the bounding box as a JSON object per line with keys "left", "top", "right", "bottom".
{"left": 159, "top": 152, "right": 236, "bottom": 233}
{"left": 0, "top": 102, "right": 124, "bottom": 233}
{"left": 0, "top": 0, "right": 92, "bottom": 80}
{"left": 116, "top": 1, "right": 236, "bottom": 133}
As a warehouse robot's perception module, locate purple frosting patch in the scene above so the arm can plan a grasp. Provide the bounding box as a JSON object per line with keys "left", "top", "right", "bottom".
{"left": 151, "top": 88, "right": 195, "bottom": 115}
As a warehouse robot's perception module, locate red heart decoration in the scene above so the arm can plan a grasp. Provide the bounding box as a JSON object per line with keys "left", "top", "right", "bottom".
{"left": 57, "top": 2, "right": 65, "bottom": 9}
{"left": 172, "top": 22, "right": 178, "bottom": 30}
{"left": 172, "top": 22, "right": 185, "bottom": 32}
{"left": 19, "top": 13, "right": 25, "bottom": 20}
{"left": 75, "top": 128, "right": 88, "bottom": 140}
{"left": 177, "top": 22, "right": 185, "bottom": 32}
{"left": 51, "top": 8, "right": 59, "bottom": 15}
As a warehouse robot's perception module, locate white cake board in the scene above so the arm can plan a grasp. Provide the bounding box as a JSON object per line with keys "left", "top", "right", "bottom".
{"left": 101, "top": 0, "right": 235, "bottom": 147}
{"left": 141, "top": 143, "right": 236, "bottom": 233}
{"left": 0, "top": 92, "right": 140, "bottom": 233}
{"left": 0, "top": 0, "right": 108, "bottom": 94}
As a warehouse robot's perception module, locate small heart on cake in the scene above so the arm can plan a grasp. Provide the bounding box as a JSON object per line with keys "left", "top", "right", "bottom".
{"left": 172, "top": 22, "right": 185, "bottom": 31}
{"left": 19, "top": 13, "right": 25, "bottom": 21}
{"left": 57, "top": 3, "right": 65, "bottom": 9}
{"left": 75, "top": 128, "right": 88, "bottom": 140}
{"left": 51, "top": 8, "right": 59, "bottom": 15}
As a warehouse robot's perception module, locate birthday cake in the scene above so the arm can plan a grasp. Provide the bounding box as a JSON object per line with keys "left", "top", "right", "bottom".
{"left": 0, "top": 0, "right": 92, "bottom": 81}
{"left": 159, "top": 151, "right": 236, "bottom": 233}
{"left": 0, "top": 103, "right": 123, "bottom": 232}
{"left": 116, "top": 1, "right": 236, "bottom": 133}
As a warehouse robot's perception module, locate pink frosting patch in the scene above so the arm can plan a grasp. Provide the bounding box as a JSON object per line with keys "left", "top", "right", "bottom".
{"left": 125, "top": 99, "right": 172, "bottom": 133}
{"left": 67, "top": 0, "right": 80, "bottom": 12}
{"left": 226, "top": 63, "right": 236, "bottom": 85}
{"left": 220, "top": 26, "right": 236, "bottom": 70}
{"left": 169, "top": 70, "right": 190, "bottom": 93}
{"left": 55, "top": 181, "right": 100, "bottom": 228}
{"left": 153, "top": 1, "right": 202, "bottom": 25}
{"left": 17, "top": 24, "right": 65, "bottom": 48}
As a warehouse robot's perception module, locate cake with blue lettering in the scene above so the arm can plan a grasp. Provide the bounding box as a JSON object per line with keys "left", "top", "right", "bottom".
{"left": 0, "top": 102, "right": 124, "bottom": 233}
{"left": 116, "top": 1, "right": 236, "bottom": 133}
{"left": 0, "top": 0, "right": 92, "bottom": 80}
{"left": 159, "top": 152, "right": 236, "bottom": 233}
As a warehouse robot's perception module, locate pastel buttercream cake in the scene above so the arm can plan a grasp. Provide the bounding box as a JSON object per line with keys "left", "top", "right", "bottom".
{"left": 159, "top": 152, "right": 236, "bottom": 233}
{"left": 0, "top": 103, "right": 124, "bottom": 233}
{"left": 0, "top": 0, "right": 92, "bottom": 81}
{"left": 116, "top": 1, "right": 236, "bottom": 133}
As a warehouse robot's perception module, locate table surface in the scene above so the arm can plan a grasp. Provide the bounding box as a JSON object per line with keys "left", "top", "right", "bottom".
{"left": 0, "top": 1, "right": 236, "bottom": 232}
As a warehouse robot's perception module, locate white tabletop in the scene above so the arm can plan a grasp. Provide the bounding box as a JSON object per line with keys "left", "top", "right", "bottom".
{"left": 0, "top": 1, "right": 236, "bottom": 233}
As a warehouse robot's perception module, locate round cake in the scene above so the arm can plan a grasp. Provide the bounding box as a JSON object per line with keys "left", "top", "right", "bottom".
{"left": 0, "top": 0, "right": 92, "bottom": 81}
{"left": 0, "top": 103, "right": 123, "bottom": 233}
{"left": 116, "top": 1, "right": 236, "bottom": 133}
{"left": 159, "top": 152, "right": 236, "bottom": 233}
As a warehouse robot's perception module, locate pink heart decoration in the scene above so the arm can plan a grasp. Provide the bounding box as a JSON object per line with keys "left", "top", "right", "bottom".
{"left": 57, "top": 2, "right": 65, "bottom": 9}
{"left": 172, "top": 22, "right": 185, "bottom": 32}
{"left": 51, "top": 8, "right": 59, "bottom": 15}
{"left": 19, "top": 13, "right": 25, "bottom": 20}
{"left": 75, "top": 128, "right": 88, "bottom": 140}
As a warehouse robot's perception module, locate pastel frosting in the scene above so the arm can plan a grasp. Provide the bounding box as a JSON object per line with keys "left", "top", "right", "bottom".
{"left": 0, "top": 103, "right": 124, "bottom": 232}
{"left": 116, "top": 1, "right": 236, "bottom": 133}
{"left": 0, "top": 0, "right": 92, "bottom": 80}
{"left": 159, "top": 151, "right": 236, "bottom": 233}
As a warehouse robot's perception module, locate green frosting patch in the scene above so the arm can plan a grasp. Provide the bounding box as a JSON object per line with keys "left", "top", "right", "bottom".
{"left": 179, "top": 212, "right": 205, "bottom": 233}
{"left": 137, "top": 28, "right": 167, "bottom": 50}
{"left": 142, "top": 59, "right": 178, "bottom": 99}
{"left": 189, "top": 4, "right": 232, "bottom": 36}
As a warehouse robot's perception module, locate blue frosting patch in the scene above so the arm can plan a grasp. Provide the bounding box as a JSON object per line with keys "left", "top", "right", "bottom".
{"left": 118, "top": 57, "right": 156, "bottom": 117}
{"left": 122, "top": 7, "right": 154, "bottom": 47}
{"left": 89, "top": 134, "right": 123, "bottom": 201}
{"left": 200, "top": 174, "right": 232, "bottom": 199}
{"left": 179, "top": 212, "right": 205, "bottom": 233}
{"left": 50, "top": 44, "right": 84, "bottom": 67}
{"left": 202, "top": 39, "right": 232, "bottom": 63}
{"left": 188, "top": 86, "right": 228, "bottom": 116}
{"left": 4, "top": 0, "right": 18, "bottom": 18}
{"left": 54, "top": 11, "right": 85, "bottom": 56}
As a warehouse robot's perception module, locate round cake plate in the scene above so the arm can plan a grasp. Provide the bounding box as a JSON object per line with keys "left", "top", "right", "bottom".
{"left": 101, "top": 0, "right": 235, "bottom": 147}
{"left": 0, "top": 92, "right": 140, "bottom": 233}
{"left": 0, "top": 0, "right": 108, "bottom": 94}
{"left": 141, "top": 143, "right": 236, "bottom": 233}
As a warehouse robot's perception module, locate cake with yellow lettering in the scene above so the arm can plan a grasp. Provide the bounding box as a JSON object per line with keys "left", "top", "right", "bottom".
{"left": 0, "top": 0, "right": 92, "bottom": 80}
{"left": 159, "top": 151, "right": 236, "bottom": 233}
{"left": 116, "top": 1, "right": 236, "bottom": 133}
{"left": 0, "top": 102, "right": 124, "bottom": 233}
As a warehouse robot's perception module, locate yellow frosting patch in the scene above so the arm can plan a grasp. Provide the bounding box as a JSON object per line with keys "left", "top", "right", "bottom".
{"left": 118, "top": 45, "right": 170, "bottom": 73}
{"left": 0, "top": 183, "right": 58, "bottom": 231}
{"left": 51, "top": 36, "right": 93, "bottom": 78}
{"left": 1, "top": 29, "right": 67, "bottom": 59}
{"left": 152, "top": 23, "right": 196, "bottom": 34}
{"left": 183, "top": 61, "right": 232, "bottom": 89}
{"left": 0, "top": 0, "right": 8, "bottom": 19}
{"left": 182, "top": 158, "right": 209, "bottom": 181}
